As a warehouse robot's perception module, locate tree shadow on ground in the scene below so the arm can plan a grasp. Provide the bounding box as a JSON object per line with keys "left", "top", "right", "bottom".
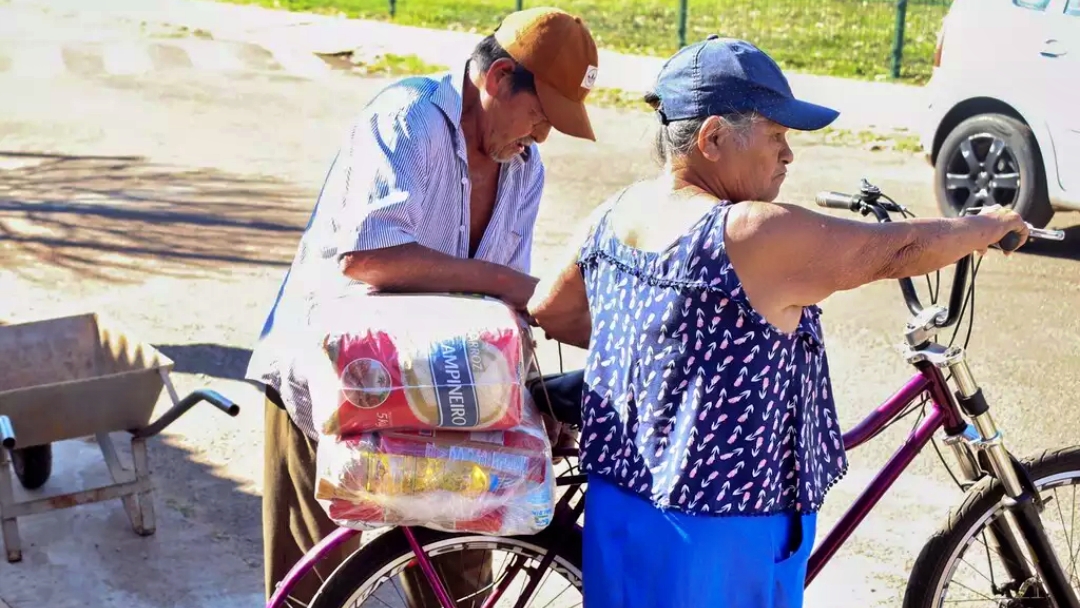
{"left": 155, "top": 343, "right": 253, "bottom": 382}
{"left": 1016, "top": 224, "right": 1080, "bottom": 262}
{"left": 0, "top": 151, "right": 314, "bottom": 285}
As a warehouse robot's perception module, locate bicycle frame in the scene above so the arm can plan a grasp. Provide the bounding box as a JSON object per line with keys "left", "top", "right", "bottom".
{"left": 265, "top": 359, "right": 967, "bottom": 608}
{"left": 266, "top": 354, "right": 1077, "bottom": 607}
{"left": 806, "top": 361, "right": 960, "bottom": 584}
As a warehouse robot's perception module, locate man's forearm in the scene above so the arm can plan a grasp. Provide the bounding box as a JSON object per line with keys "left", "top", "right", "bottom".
{"left": 340, "top": 243, "right": 539, "bottom": 308}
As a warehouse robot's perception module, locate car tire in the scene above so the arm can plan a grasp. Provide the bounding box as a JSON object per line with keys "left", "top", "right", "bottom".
{"left": 934, "top": 113, "right": 1052, "bottom": 228}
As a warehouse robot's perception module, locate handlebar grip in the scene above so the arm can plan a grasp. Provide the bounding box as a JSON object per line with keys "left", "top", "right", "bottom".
{"left": 998, "top": 231, "right": 1023, "bottom": 252}
{"left": 815, "top": 191, "right": 860, "bottom": 211}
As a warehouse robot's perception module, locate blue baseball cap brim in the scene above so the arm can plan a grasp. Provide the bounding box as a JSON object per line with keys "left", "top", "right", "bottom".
{"left": 652, "top": 37, "right": 841, "bottom": 132}
{"left": 756, "top": 93, "right": 840, "bottom": 131}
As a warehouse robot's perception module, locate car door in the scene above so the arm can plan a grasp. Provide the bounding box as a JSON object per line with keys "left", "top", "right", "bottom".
{"left": 1042, "top": 0, "right": 1080, "bottom": 194}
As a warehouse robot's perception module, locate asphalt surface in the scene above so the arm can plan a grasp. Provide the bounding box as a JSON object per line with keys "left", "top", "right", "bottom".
{"left": 2, "top": 10, "right": 1080, "bottom": 608}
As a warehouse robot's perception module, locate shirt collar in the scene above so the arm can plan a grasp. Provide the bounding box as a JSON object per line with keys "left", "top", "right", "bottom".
{"left": 430, "top": 61, "right": 467, "bottom": 130}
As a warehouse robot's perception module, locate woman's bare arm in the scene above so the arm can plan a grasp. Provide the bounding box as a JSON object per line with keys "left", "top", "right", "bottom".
{"left": 725, "top": 201, "right": 1028, "bottom": 309}
{"left": 527, "top": 195, "right": 622, "bottom": 349}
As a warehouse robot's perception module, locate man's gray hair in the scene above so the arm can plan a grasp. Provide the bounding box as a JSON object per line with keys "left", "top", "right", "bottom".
{"left": 643, "top": 91, "right": 759, "bottom": 165}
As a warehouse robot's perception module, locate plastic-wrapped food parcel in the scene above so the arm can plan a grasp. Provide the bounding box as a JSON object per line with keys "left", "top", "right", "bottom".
{"left": 299, "top": 293, "right": 556, "bottom": 536}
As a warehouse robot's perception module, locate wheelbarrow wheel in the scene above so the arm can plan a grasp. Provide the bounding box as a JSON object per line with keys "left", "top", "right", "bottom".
{"left": 11, "top": 444, "right": 52, "bottom": 490}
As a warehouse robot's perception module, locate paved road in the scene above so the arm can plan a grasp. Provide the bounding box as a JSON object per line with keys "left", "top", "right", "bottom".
{"left": 2, "top": 12, "right": 1080, "bottom": 608}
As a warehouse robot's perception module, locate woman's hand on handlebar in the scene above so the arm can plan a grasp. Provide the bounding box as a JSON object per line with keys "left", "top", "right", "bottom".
{"left": 968, "top": 205, "right": 1030, "bottom": 255}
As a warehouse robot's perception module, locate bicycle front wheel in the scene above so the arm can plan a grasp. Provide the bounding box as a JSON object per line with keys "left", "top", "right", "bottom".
{"left": 311, "top": 526, "right": 583, "bottom": 608}
{"left": 903, "top": 446, "right": 1080, "bottom": 608}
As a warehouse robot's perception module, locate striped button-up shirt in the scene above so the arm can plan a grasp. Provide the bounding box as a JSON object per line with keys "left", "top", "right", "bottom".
{"left": 245, "top": 64, "right": 546, "bottom": 439}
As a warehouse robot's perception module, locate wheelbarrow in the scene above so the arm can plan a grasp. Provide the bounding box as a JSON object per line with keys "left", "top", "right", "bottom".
{"left": 0, "top": 312, "right": 240, "bottom": 563}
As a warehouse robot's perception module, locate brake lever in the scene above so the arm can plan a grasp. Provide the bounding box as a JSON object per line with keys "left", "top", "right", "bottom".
{"left": 1029, "top": 227, "right": 1066, "bottom": 241}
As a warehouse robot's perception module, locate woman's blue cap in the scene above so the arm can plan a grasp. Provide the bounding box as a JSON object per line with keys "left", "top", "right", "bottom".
{"left": 653, "top": 36, "right": 840, "bottom": 131}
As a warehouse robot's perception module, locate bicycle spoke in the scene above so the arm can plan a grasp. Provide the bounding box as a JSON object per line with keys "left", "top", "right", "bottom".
{"left": 1053, "top": 487, "right": 1076, "bottom": 581}
{"left": 537, "top": 578, "right": 578, "bottom": 608}
{"left": 979, "top": 530, "right": 998, "bottom": 592}
{"left": 342, "top": 539, "right": 581, "bottom": 608}
{"left": 971, "top": 525, "right": 1037, "bottom": 574}
{"left": 482, "top": 555, "right": 530, "bottom": 608}
{"left": 390, "top": 575, "right": 407, "bottom": 607}
{"left": 1069, "top": 485, "right": 1079, "bottom": 588}
{"left": 512, "top": 561, "right": 556, "bottom": 608}
{"left": 959, "top": 555, "right": 997, "bottom": 588}
{"left": 946, "top": 578, "right": 998, "bottom": 602}
{"left": 1067, "top": 530, "right": 1080, "bottom": 588}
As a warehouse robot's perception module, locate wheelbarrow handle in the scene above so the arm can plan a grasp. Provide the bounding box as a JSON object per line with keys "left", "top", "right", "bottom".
{"left": 0, "top": 415, "right": 14, "bottom": 449}
{"left": 131, "top": 389, "right": 240, "bottom": 439}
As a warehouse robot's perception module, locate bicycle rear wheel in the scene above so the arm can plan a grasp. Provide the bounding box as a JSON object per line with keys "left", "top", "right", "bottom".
{"left": 310, "top": 526, "right": 583, "bottom": 608}
{"left": 903, "top": 446, "right": 1080, "bottom": 608}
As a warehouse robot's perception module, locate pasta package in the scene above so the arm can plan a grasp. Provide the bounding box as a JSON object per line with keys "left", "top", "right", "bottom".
{"left": 303, "top": 293, "right": 535, "bottom": 437}
{"left": 313, "top": 393, "right": 556, "bottom": 536}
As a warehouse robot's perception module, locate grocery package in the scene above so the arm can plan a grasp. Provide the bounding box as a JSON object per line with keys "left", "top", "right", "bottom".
{"left": 314, "top": 393, "right": 556, "bottom": 536}
{"left": 302, "top": 292, "right": 536, "bottom": 437}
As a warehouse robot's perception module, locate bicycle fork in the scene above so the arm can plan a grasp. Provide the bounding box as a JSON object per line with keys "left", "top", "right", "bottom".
{"left": 940, "top": 348, "right": 1079, "bottom": 607}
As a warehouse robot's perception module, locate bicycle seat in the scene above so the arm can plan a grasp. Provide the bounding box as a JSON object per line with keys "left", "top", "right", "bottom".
{"left": 528, "top": 369, "right": 583, "bottom": 428}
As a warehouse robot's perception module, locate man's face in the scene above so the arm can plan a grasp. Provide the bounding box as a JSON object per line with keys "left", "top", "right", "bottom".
{"left": 712, "top": 117, "right": 794, "bottom": 202}
{"left": 480, "top": 60, "right": 553, "bottom": 163}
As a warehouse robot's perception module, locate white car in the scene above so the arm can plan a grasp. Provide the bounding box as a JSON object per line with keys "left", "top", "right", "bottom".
{"left": 920, "top": 0, "right": 1079, "bottom": 228}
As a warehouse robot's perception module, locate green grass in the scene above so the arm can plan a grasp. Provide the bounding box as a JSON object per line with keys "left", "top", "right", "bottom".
{"left": 316, "top": 54, "right": 922, "bottom": 153}
{"left": 583, "top": 86, "right": 923, "bottom": 153}
{"left": 226, "top": 0, "right": 948, "bottom": 83}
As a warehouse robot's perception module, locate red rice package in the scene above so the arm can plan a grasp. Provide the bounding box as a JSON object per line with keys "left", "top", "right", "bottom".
{"left": 313, "top": 393, "right": 556, "bottom": 536}
{"left": 304, "top": 293, "right": 533, "bottom": 437}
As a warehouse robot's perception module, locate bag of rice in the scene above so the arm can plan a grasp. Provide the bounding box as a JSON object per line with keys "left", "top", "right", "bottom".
{"left": 313, "top": 392, "right": 555, "bottom": 536}
{"left": 303, "top": 292, "right": 534, "bottom": 437}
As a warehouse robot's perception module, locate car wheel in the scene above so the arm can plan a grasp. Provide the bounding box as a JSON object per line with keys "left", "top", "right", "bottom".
{"left": 933, "top": 113, "right": 1052, "bottom": 228}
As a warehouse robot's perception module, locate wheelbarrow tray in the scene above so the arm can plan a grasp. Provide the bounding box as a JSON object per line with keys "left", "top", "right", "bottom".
{"left": 0, "top": 313, "right": 174, "bottom": 449}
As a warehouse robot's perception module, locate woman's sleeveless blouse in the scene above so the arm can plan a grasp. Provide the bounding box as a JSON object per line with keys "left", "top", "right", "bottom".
{"left": 575, "top": 198, "right": 848, "bottom": 516}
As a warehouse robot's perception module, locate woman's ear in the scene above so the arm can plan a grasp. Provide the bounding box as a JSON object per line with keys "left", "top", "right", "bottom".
{"left": 697, "top": 116, "right": 726, "bottom": 162}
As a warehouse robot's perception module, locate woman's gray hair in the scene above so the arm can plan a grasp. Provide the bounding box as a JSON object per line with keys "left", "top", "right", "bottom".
{"left": 643, "top": 91, "right": 759, "bottom": 165}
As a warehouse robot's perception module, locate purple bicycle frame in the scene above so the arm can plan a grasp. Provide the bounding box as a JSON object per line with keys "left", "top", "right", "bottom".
{"left": 266, "top": 362, "right": 964, "bottom": 607}
{"left": 805, "top": 361, "right": 963, "bottom": 584}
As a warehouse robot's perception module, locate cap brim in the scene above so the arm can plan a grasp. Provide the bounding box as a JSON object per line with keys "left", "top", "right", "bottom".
{"left": 758, "top": 96, "right": 839, "bottom": 131}
{"left": 535, "top": 79, "right": 596, "bottom": 142}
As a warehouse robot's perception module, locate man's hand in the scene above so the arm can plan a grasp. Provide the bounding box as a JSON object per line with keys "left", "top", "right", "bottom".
{"left": 503, "top": 275, "right": 541, "bottom": 311}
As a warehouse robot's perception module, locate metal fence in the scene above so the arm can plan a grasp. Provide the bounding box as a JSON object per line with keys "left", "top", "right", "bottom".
{"left": 382, "top": 0, "right": 952, "bottom": 82}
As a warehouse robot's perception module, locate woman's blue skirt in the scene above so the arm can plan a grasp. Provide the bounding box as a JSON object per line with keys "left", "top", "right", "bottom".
{"left": 582, "top": 473, "right": 816, "bottom": 608}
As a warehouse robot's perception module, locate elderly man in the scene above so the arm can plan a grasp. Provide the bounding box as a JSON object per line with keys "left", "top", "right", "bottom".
{"left": 245, "top": 6, "right": 601, "bottom": 604}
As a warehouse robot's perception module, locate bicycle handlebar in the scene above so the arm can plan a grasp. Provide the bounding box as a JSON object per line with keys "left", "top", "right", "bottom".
{"left": 815, "top": 181, "right": 1065, "bottom": 328}
{"left": 815, "top": 190, "right": 862, "bottom": 212}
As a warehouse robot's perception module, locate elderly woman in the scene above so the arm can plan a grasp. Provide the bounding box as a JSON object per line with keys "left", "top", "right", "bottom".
{"left": 527, "top": 37, "right": 1027, "bottom": 608}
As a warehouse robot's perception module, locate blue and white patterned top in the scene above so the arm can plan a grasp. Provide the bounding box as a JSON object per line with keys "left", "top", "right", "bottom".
{"left": 576, "top": 195, "right": 848, "bottom": 516}
{"left": 246, "top": 63, "right": 546, "bottom": 439}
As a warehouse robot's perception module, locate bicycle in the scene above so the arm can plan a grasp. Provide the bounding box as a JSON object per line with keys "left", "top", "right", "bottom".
{"left": 267, "top": 179, "right": 1080, "bottom": 608}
